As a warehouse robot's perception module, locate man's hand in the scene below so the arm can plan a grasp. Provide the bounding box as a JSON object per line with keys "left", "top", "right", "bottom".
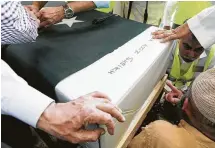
{"left": 24, "top": 7, "right": 40, "bottom": 27}
{"left": 152, "top": 23, "right": 191, "bottom": 43}
{"left": 165, "top": 81, "right": 183, "bottom": 104}
{"left": 24, "top": 5, "right": 40, "bottom": 15}
{"left": 39, "top": 6, "right": 65, "bottom": 28}
{"left": 37, "top": 92, "right": 125, "bottom": 143}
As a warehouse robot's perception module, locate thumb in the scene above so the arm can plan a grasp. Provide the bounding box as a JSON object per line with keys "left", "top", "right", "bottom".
{"left": 166, "top": 81, "right": 179, "bottom": 93}
{"left": 165, "top": 93, "right": 180, "bottom": 104}
{"left": 74, "top": 128, "right": 105, "bottom": 143}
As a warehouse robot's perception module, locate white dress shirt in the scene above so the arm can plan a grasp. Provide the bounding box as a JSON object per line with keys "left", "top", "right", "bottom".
{"left": 1, "top": 1, "right": 54, "bottom": 128}
{"left": 188, "top": 5, "right": 215, "bottom": 49}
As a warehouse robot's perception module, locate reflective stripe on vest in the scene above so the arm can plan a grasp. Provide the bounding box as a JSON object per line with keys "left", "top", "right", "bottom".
{"left": 174, "top": 1, "right": 212, "bottom": 25}
{"left": 204, "top": 45, "right": 215, "bottom": 71}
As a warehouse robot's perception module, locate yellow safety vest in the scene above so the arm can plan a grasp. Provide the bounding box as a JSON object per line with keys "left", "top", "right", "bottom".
{"left": 174, "top": 1, "right": 212, "bottom": 25}
{"left": 169, "top": 43, "right": 215, "bottom": 88}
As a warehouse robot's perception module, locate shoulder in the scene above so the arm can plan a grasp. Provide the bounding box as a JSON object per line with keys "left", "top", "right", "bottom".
{"left": 145, "top": 120, "right": 177, "bottom": 133}
{"left": 128, "top": 120, "right": 180, "bottom": 148}
{"left": 143, "top": 120, "right": 185, "bottom": 147}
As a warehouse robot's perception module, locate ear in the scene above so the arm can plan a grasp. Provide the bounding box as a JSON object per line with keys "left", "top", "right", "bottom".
{"left": 182, "top": 98, "right": 191, "bottom": 117}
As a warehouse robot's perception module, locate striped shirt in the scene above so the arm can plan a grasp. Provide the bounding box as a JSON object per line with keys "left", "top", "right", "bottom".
{"left": 1, "top": 1, "right": 39, "bottom": 45}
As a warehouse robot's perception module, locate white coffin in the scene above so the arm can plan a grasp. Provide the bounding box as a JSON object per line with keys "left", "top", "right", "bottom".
{"left": 55, "top": 26, "right": 174, "bottom": 148}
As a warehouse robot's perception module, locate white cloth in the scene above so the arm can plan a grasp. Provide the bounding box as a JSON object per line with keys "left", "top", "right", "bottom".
{"left": 1, "top": 1, "right": 54, "bottom": 128}
{"left": 1, "top": 60, "right": 54, "bottom": 128}
{"left": 188, "top": 5, "right": 215, "bottom": 49}
{"left": 161, "top": 1, "right": 177, "bottom": 27}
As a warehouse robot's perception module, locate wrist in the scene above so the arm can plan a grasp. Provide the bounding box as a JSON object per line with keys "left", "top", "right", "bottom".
{"left": 32, "top": 3, "right": 41, "bottom": 11}
{"left": 37, "top": 102, "right": 56, "bottom": 130}
{"left": 58, "top": 6, "right": 65, "bottom": 20}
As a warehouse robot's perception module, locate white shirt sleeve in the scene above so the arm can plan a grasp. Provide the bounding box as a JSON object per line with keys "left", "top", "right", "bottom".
{"left": 1, "top": 60, "right": 54, "bottom": 128}
{"left": 188, "top": 5, "right": 215, "bottom": 49}
{"left": 161, "top": 1, "right": 177, "bottom": 27}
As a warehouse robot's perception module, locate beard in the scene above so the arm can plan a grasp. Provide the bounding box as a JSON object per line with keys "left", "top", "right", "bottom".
{"left": 181, "top": 56, "right": 196, "bottom": 63}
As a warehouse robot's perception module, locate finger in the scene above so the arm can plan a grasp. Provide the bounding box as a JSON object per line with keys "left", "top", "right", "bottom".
{"left": 93, "top": 98, "right": 123, "bottom": 113}
{"left": 84, "top": 110, "right": 115, "bottom": 135}
{"left": 35, "top": 12, "right": 41, "bottom": 18}
{"left": 90, "top": 91, "right": 111, "bottom": 101}
{"left": 96, "top": 103, "right": 125, "bottom": 122}
{"left": 165, "top": 93, "right": 172, "bottom": 102}
{"left": 69, "top": 128, "right": 105, "bottom": 143}
{"left": 161, "top": 33, "right": 178, "bottom": 43}
{"left": 39, "top": 11, "right": 48, "bottom": 22}
{"left": 165, "top": 93, "right": 175, "bottom": 101}
{"left": 154, "top": 31, "right": 174, "bottom": 40}
{"left": 95, "top": 99, "right": 123, "bottom": 113}
{"left": 151, "top": 30, "right": 166, "bottom": 35}
{"left": 165, "top": 93, "right": 180, "bottom": 103}
{"left": 40, "top": 20, "right": 51, "bottom": 28}
{"left": 166, "top": 81, "right": 179, "bottom": 93}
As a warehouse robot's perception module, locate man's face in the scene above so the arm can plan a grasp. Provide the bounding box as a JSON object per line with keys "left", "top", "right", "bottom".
{"left": 179, "top": 33, "right": 204, "bottom": 63}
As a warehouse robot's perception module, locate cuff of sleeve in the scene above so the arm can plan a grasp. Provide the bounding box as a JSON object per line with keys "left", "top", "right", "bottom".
{"left": 93, "top": 1, "right": 109, "bottom": 8}
{"left": 187, "top": 16, "right": 213, "bottom": 49}
{"left": 3, "top": 83, "right": 54, "bottom": 128}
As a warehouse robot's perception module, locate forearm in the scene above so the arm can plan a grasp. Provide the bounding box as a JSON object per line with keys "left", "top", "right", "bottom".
{"left": 67, "top": 1, "right": 96, "bottom": 13}
{"left": 32, "top": 1, "right": 48, "bottom": 10}
{"left": 1, "top": 60, "right": 54, "bottom": 127}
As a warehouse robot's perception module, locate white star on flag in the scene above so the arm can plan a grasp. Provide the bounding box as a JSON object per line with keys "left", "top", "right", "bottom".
{"left": 56, "top": 16, "right": 84, "bottom": 27}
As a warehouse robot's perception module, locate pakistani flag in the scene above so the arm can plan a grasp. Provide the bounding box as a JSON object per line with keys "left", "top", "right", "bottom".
{"left": 4, "top": 10, "right": 150, "bottom": 100}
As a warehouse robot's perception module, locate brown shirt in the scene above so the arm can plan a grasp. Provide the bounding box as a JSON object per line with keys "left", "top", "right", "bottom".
{"left": 128, "top": 120, "right": 215, "bottom": 148}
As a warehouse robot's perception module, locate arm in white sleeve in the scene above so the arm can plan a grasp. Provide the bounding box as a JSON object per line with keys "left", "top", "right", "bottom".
{"left": 1, "top": 60, "right": 54, "bottom": 128}
{"left": 187, "top": 5, "right": 215, "bottom": 49}
{"left": 162, "top": 1, "right": 177, "bottom": 27}
{"left": 1, "top": 1, "right": 39, "bottom": 45}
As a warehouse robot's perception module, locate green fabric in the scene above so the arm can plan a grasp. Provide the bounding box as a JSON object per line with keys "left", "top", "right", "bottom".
{"left": 174, "top": 1, "right": 211, "bottom": 25}
{"left": 204, "top": 45, "right": 215, "bottom": 71}
{"left": 96, "top": 1, "right": 115, "bottom": 13}
{"left": 4, "top": 10, "right": 150, "bottom": 100}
